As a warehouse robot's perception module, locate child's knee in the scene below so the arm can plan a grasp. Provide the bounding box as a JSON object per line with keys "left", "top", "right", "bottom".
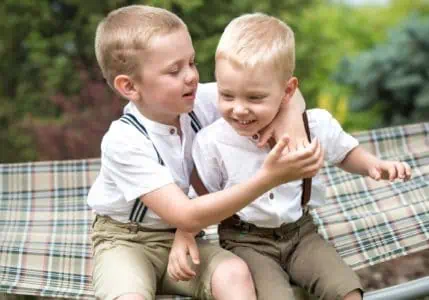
{"left": 212, "top": 257, "right": 253, "bottom": 287}
{"left": 343, "top": 289, "right": 363, "bottom": 300}
{"left": 116, "top": 293, "right": 146, "bottom": 300}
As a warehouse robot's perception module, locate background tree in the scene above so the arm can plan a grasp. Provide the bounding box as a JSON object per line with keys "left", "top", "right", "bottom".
{"left": 293, "top": 0, "right": 429, "bottom": 130}
{"left": 334, "top": 15, "right": 429, "bottom": 127}
{"left": 1, "top": 0, "right": 428, "bottom": 162}
{"left": 0, "top": 0, "right": 314, "bottom": 162}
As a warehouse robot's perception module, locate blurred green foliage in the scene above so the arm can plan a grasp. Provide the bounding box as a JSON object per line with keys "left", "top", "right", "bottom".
{"left": 334, "top": 15, "right": 429, "bottom": 126}
{"left": 294, "top": 0, "right": 429, "bottom": 131}
{"left": 0, "top": 0, "right": 428, "bottom": 162}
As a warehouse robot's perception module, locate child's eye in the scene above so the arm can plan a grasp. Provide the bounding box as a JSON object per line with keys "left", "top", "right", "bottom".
{"left": 220, "top": 93, "right": 234, "bottom": 100}
{"left": 169, "top": 68, "right": 180, "bottom": 75}
{"left": 248, "top": 95, "right": 265, "bottom": 101}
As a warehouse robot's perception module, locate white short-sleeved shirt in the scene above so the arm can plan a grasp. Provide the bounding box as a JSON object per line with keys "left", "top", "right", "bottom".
{"left": 192, "top": 109, "right": 359, "bottom": 228}
{"left": 87, "top": 82, "right": 220, "bottom": 229}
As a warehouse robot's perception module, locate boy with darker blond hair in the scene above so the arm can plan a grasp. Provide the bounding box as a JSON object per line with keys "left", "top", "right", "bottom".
{"left": 190, "top": 13, "right": 412, "bottom": 300}
{"left": 88, "top": 5, "right": 323, "bottom": 300}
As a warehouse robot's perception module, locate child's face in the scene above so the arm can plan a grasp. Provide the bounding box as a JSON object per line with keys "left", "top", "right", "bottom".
{"left": 133, "top": 28, "right": 199, "bottom": 125}
{"left": 216, "top": 59, "right": 292, "bottom": 137}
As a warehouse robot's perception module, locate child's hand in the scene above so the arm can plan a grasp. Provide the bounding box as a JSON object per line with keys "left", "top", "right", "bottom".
{"left": 258, "top": 89, "right": 307, "bottom": 150}
{"left": 168, "top": 230, "right": 200, "bottom": 281}
{"left": 262, "top": 135, "right": 324, "bottom": 186}
{"left": 368, "top": 160, "right": 412, "bottom": 182}
{"left": 258, "top": 109, "right": 308, "bottom": 151}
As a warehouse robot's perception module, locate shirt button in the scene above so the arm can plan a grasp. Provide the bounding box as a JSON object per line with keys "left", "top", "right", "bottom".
{"left": 169, "top": 128, "right": 175, "bottom": 135}
{"left": 252, "top": 134, "right": 258, "bottom": 140}
{"left": 269, "top": 192, "right": 274, "bottom": 200}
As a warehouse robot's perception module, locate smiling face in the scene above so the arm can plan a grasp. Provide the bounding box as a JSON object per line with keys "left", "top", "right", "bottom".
{"left": 216, "top": 58, "right": 296, "bottom": 137}
{"left": 132, "top": 28, "right": 199, "bottom": 125}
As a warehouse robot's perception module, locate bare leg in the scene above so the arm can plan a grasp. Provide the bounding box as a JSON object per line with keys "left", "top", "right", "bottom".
{"left": 117, "top": 294, "right": 146, "bottom": 300}
{"left": 344, "top": 289, "right": 362, "bottom": 300}
{"left": 211, "top": 258, "right": 256, "bottom": 300}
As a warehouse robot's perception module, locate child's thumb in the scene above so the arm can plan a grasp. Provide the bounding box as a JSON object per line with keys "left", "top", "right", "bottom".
{"left": 369, "top": 167, "right": 381, "bottom": 181}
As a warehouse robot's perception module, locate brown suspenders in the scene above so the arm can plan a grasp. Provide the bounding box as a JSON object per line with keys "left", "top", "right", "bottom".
{"left": 301, "top": 111, "right": 312, "bottom": 207}
{"left": 260, "top": 111, "right": 313, "bottom": 207}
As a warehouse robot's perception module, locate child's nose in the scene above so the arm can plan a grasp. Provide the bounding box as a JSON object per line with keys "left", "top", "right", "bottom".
{"left": 233, "top": 104, "right": 249, "bottom": 115}
{"left": 185, "top": 67, "right": 198, "bottom": 84}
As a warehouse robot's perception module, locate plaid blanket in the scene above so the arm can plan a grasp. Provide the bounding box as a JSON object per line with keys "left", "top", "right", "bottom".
{"left": 0, "top": 122, "right": 428, "bottom": 299}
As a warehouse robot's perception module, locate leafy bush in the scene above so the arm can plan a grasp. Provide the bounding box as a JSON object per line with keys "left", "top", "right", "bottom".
{"left": 0, "top": 0, "right": 314, "bottom": 162}
{"left": 23, "top": 69, "right": 124, "bottom": 161}
{"left": 334, "top": 16, "right": 429, "bottom": 127}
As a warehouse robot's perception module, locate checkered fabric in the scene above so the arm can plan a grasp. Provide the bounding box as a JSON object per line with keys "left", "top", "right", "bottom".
{"left": 0, "top": 122, "right": 428, "bottom": 299}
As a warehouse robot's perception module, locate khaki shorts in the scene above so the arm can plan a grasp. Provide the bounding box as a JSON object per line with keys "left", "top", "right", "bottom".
{"left": 219, "top": 212, "right": 363, "bottom": 300}
{"left": 91, "top": 215, "right": 236, "bottom": 300}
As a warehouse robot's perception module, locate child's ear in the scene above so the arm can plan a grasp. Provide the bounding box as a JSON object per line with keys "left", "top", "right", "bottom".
{"left": 283, "top": 77, "right": 299, "bottom": 104}
{"left": 113, "top": 75, "right": 140, "bottom": 102}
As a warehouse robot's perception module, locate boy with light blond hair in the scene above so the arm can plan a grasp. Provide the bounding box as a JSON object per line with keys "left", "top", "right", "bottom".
{"left": 189, "top": 13, "right": 412, "bottom": 300}
{"left": 87, "top": 5, "right": 324, "bottom": 300}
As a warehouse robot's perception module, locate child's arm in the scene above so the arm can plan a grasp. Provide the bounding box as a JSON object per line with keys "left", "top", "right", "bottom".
{"left": 338, "top": 146, "right": 412, "bottom": 181}
{"left": 167, "top": 169, "right": 209, "bottom": 282}
{"left": 142, "top": 135, "right": 323, "bottom": 232}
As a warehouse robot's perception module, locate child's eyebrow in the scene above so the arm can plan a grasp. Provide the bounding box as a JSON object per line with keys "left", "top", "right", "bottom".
{"left": 165, "top": 52, "right": 196, "bottom": 68}
{"left": 164, "top": 60, "right": 181, "bottom": 69}
{"left": 245, "top": 90, "right": 267, "bottom": 95}
{"left": 218, "top": 87, "right": 233, "bottom": 93}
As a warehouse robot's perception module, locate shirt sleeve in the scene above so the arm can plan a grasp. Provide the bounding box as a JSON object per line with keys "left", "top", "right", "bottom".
{"left": 194, "top": 82, "right": 221, "bottom": 127}
{"left": 102, "top": 125, "right": 175, "bottom": 202}
{"left": 311, "top": 109, "right": 359, "bottom": 165}
{"left": 192, "top": 130, "right": 224, "bottom": 193}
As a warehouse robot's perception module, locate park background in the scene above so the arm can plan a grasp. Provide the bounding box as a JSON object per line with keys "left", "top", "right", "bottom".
{"left": 0, "top": 0, "right": 428, "bottom": 295}
{"left": 1, "top": 0, "right": 428, "bottom": 163}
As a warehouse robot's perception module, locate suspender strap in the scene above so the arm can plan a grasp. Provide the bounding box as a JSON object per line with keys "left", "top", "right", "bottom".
{"left": 188, "top": 111, "right": 202, "bottom": 133}
{"left": 120, "top": 113, "right": 165, "bottom": 165}
{"left": 119, "top": 111, "right": 202, "bottom": 222}
{"left": 301, "top": 111, "right": 312, "bottom": 207}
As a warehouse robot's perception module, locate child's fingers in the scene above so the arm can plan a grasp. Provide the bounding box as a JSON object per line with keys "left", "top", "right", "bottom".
{"left": 296, "top": 138, "right": 306, "bottom": 151}
{"left": 302, "top": 138, "right": 310, "bottom": 148}
{"left": 168, "top": 259, "right": 180, "bottom": 281}
{"left": 282, "top": 144, "right": 291, "bottom": 156}
{"left": 302, "top": 138, "right": 322, "bottom": 167}
{"left": 177, "top": 254, "right": 196, "bottom": 279}
{"left": 267, "top": 135, "right": 290, "bottom": 162}
{"left": 169, "top": 250, "right": 195, "bottom": 281}
{"left": 369, "top": 167, "right": 381, "bottom": 181}
{"left": 397, "top": 161, "right": 412, "bottom": 181}
{"left": 288, "top": 138, "right": 323, "bottom": 178}
{"left": 302, "top": 142, "right": 324, "bottom": 178}
{"left": 295, "top": 138, "right": 320, "bottom": 163}
{"left": 388, "top": 164, "right": 398, "bottom": 181}
{"left": 188, "top": 243, "right": 200, "bottom": 265}
{"left": 403, "top": 162, "right": 412, "bottom": 180}
{"left": 396, "top": 162, "right": 406, "bottom": 180}
{"left": 289, "top": 137, "right": 316, "bottom": 161}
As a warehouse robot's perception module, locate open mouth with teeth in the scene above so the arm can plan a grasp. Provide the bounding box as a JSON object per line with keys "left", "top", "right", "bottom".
{"left": 234, "top": 119, "right": 256, "bottom": 126}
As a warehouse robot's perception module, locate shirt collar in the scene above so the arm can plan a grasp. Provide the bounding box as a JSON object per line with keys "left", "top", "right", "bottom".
{"left": 123, "top": 102, "right": 181, "bottom": 136}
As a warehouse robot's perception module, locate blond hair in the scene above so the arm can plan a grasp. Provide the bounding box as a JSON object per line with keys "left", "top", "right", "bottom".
{"left": 216, "top": 13, "right": 295, "bottom": 81}
{"left": 95, "top": 5, "right": 187, "bottom": 87}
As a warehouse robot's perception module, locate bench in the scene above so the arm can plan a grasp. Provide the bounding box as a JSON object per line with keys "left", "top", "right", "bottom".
{"left": 1, "top": 122, "right": 428, "bottom": 299}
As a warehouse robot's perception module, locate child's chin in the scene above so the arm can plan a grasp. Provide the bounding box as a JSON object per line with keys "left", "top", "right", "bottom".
{"left": 181, "top": 105, "right": 194, "bottom": 113}
{"left": 235, "top": 129, "right": 258, "bottom": 137}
